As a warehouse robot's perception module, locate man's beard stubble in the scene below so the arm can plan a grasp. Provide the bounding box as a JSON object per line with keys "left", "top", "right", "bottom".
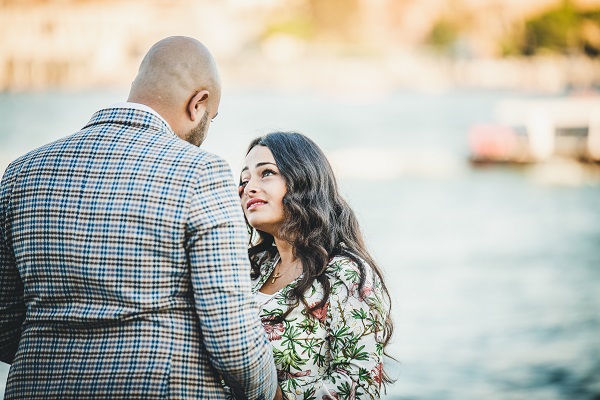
{"left": 186, "top": 111, "right": 210, "bottom": 146}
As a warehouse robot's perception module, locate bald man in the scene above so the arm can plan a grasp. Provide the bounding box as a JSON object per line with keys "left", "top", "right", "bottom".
{"left": 0, "top": 36, "right": 279, "bottom": 399}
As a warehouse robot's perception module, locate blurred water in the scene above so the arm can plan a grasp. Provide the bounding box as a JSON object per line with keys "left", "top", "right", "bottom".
{"left": 1, "top": 89, "right": 599, "bottom": 399}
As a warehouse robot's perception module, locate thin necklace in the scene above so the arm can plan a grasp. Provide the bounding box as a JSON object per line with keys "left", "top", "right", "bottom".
{"left": 271, "top": 259, "right": 281, "bottom": 283}
{"left": 271, "top": 258, "right": 300, "bottom": 284}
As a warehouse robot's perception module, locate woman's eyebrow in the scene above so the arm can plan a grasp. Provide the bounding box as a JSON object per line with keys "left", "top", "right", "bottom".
{"left": 241, "top": 161, "right": 277, "bottom": 173}
{"left": 256, "top": 162, "right": 277, "bottom": 168}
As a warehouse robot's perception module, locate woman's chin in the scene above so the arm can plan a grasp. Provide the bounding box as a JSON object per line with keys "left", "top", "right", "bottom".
{"left": 249, "top": 222, "right": 278, "bottom": 238}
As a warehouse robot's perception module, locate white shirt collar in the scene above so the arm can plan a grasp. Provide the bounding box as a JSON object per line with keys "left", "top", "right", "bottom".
{"left": 109, "top": 102, "right": 174, "bottom": 136}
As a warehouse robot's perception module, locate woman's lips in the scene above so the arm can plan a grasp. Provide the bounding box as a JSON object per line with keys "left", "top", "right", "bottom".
{"left": 246, "top": 198, "right": 267, "bottom": 210}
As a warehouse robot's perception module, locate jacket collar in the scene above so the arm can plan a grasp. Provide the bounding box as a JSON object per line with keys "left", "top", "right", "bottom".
{"left": 83, "top": 106, "right": 177, "bottom": 139}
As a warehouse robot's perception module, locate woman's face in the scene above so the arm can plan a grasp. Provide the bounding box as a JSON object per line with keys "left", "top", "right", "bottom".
{"left": 239, "top": 145, "right": 287, "bottom": 237}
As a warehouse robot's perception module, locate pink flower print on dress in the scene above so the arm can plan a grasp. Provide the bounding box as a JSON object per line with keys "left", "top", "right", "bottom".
{"left": 261, "top": 316, "right": 285, "bottom": 341}
{"left": 322, "top": 391, "right": 339, "bottom": 400}
{"left": 371, "top": 362, "right": 383, "bottom": 385}
{"left": 309, "top": 301, "right": 329, "bottom": 323}
{"left": 360, "top": 284, "right": 374, "bottom": 298}
{"left": 277, "top": 369, "right": 311, "bottom": 382}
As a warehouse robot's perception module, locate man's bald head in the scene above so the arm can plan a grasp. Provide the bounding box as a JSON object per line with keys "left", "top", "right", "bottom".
{"left": 128, "top": 36, "right": 221, "bottom": 145}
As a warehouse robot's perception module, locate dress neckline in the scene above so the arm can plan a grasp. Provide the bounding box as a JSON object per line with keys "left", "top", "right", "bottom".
{"left": 256, "top": 254, "right": 304, "bottom": 295}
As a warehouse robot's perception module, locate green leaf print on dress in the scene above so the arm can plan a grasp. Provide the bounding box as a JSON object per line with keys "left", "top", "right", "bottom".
{"left": 253, "top": 256, "right": 387, "bottom": 399}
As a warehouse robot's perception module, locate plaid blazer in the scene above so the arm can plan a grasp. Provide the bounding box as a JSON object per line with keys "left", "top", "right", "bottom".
{"left": 0, "top": 107, "right": 277, "bottom": 399}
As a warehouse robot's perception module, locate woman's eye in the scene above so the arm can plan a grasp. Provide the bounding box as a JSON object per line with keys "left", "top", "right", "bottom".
{"left": 262, "top": 169, "right": 276, "bottom": 177}
{"left": 239, "top": 180, "right": 248, "bottom": 189}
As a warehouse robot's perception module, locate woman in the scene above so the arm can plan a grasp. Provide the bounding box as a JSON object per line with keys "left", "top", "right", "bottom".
{"left": 238, "top": 132, "right": 394, "bottom": 400}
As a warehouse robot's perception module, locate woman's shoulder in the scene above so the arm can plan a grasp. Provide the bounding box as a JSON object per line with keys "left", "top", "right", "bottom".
{"left": 326, "top": 254, "right": 376, "bottom": 287}
{"left": 327, "top": 254, "right": 360, "bottom": 274}
{"left": 327, "top": 253, "right": 387, "bottom": 298}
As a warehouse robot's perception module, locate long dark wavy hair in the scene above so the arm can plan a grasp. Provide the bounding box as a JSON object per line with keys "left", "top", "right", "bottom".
{"left": 242, "top": 131, "right": 395, "bottom": 385}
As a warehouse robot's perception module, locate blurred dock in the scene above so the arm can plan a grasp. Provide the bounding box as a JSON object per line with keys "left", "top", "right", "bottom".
{"left": 469, "top": 94, "right": 600, "bottom": 164}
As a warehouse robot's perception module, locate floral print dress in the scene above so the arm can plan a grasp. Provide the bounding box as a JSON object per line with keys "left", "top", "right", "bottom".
{"left": 252, "top": 255, "right": 387, "bottom": 400}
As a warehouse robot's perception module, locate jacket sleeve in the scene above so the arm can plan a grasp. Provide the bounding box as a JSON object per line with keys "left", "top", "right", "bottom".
{"left": 0, "top": 162, "right": 26, "bottom": 364}
{"left": 185, "top": 155, "right": 278, "bottom": 400}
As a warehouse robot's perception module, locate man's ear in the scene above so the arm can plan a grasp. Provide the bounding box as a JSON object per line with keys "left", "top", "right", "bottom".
{"left": 187, "top": 90, "right": 209, "bottom": 122}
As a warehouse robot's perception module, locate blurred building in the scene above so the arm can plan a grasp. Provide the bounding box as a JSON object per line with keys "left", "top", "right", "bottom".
{"left": 1, "top": 0, "right": 600, "bottom": 91}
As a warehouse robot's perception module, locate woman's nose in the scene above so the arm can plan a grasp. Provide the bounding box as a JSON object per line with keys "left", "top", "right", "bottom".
{"left": 244, "top": 179, "right": 259, "bottom": 195}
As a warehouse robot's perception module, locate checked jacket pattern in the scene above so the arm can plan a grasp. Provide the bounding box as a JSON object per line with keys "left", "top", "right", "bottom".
{"left": 252, "top": 255, "right": 388, "bottom": 400}
{"left": 0, "top": 106, "right": 277, "bottom": 399}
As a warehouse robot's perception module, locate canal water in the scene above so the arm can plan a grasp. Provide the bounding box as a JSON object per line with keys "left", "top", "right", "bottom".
{"left": 1, "top": 88, "right": 599, "bottom": 399}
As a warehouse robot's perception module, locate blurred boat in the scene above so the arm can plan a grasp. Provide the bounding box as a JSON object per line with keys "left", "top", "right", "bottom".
{"left": 469, "top": 93, "right": 600, "bottom": 164}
